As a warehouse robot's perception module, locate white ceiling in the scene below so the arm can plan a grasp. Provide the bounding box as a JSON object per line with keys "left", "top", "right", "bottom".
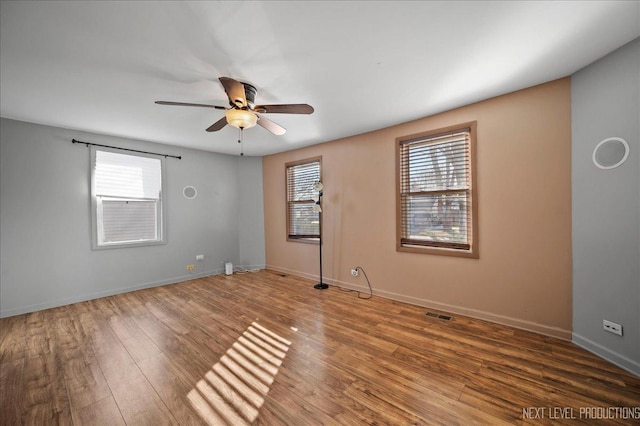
{"left": 1, "top": 1, "right": 639, "bottom": 156}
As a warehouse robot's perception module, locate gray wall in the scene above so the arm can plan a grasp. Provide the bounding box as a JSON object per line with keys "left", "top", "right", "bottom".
{"left": 237, "top": 156, "right": 266, "bottom": 270}
{"left": 0, "top": 118, "right": 265, "bottom": 317}
{"left": 572, "top": 38, "right": 640, "bottom": 375}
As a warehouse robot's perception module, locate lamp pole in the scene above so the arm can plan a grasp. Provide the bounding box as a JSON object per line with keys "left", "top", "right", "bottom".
{"left": 313, "top": 182, "right": 328, "bottom": 290}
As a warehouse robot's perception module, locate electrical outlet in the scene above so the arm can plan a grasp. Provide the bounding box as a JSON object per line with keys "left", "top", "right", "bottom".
{"left": 603, "top": 319, "right": 623, "bottom": 336}
{"left": 186, "top": 264, "right": 195, "bottom": 271}
{"left": 351, "top": 268, "right": 359, "bottom": 277}
{"left": 196, "top": 255, "right": 204, "bottom": 261}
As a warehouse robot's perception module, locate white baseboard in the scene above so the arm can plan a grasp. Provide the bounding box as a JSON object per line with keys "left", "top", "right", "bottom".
{"left": 572, "top": 333, "right": 640, "bottom": 377}
{"left": 266, "top": 264, "right": 572, "bottom": 340}
{"left": 234, "top": 264, "right": 266, "bottom": 272}
{"left": 266, "top": 264, "right": 319, "bottom": 282}
{"left": 0, "top": 268, "right": 224, "bottom": 318}
{"left": 376, "top": 288, "right": 572, "bottom": 340}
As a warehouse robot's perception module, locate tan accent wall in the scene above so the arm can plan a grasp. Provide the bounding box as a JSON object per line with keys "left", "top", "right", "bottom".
{"left": 263, "top": 78, "right": 572, "bottom": 338}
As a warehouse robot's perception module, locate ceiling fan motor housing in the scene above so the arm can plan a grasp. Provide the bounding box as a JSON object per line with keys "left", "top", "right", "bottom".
{"left": 240, "top": 83, "right": 257, "bottom": 109}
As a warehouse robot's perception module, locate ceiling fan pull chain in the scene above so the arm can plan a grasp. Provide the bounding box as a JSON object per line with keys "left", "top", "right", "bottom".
{"left": 239, "top": 128, "right": 244, "bottom": 156}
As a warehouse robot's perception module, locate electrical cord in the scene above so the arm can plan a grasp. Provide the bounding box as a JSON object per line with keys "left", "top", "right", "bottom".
{"left": 337, "top": 266, "right": 373, "bottom": 299}
{"left": 229, "top": 264, "right": 371, "bottom": 298}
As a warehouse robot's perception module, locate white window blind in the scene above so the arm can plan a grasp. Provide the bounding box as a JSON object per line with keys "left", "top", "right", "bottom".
{"left": 286, "top": 159, "right": 321, "bottom": 239}
{"left": 92, "top": 149, "right": 164, "bottom": 248}
{"left": 398, "top": 125, "right": 476, "bottom": 253}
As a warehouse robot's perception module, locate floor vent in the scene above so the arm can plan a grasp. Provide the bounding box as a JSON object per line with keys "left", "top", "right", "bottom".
{"left": 426, "top": 312, "right": 452, "bottom": 321}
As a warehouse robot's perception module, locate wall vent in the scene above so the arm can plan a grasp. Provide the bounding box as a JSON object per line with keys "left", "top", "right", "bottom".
{"left": 426, "top": 312, "right": 452, "bottom": 321}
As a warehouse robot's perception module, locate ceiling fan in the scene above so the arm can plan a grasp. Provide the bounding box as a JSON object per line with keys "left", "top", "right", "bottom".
{"left": 155, "top": 77, "right": 314, "bottom": 136}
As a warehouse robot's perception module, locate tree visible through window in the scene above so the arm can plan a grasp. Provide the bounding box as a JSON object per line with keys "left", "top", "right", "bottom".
{"left": 397, "top": 122, "right": 478, "bottom": 257}
{"left": 286, "top": 157, "right": 321, "bottom": 241}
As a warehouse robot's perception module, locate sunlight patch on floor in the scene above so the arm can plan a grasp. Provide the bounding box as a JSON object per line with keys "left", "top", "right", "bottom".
{"left": 187, "top": 321, "right": 293, "bottom": 425}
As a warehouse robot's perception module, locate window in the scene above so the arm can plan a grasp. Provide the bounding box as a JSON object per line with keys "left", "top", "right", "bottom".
{"left": 91, "top": 147, "right": 165, "bottom": 249}
{"left": 397, "top": 122, "right": 478, "bottom": 257}
{"left": 286, "top": 157, "right": 321, "bottom": 241}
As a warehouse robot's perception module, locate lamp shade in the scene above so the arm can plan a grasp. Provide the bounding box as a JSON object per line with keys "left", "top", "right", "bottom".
{"left": 312, "top": 203, "right": 322, "bottom": 213}
{"left": 225, "top": 109, "right": 258, "bottom": 129}
{"left": 312, "top": 181, "right": 324, "bottom": 192}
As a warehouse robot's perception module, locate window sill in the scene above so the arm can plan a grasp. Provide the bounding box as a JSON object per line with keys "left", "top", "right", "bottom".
{"left": 92, "top": 239, "right": 167, "bottom": 250}
{"left": 397, "top": 244, "right": 478, "bottom": 259}
{"left": 286, "top": 237, "right": 320, "bottom": 245}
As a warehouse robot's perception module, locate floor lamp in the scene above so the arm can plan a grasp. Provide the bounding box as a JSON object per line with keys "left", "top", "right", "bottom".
{"left": 312, "top": 181, "right": 328, "bottom": 289}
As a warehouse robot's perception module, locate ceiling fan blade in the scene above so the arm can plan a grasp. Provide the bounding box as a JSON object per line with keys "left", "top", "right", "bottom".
{"left": 256, "top": 114, "right": 286, "bottom": 135}
{"left": 155, "top": 101, "right": 226, "bottom": 110}
{"left": 206, "top": 116, "right": 228, "bottom": 132}
{"left": 254, "top": 104, "right": 314, "bottom": 114}
{"left": 219, "top": 77, "right": 247, "bottom": 108}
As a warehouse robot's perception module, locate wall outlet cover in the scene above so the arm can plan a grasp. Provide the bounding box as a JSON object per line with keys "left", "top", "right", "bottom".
{"left": 603, "top": 319, "right": 623, "bottom": 336}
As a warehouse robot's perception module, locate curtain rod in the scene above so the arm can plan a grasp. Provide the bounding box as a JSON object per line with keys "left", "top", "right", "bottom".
{"left": 72, "top": 139, "right": 182, "bottom": 159}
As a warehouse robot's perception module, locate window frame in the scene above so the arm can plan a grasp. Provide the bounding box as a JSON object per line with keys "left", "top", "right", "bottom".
{"left": 396, "top": 121, "right": 478, "bottom": 258}
{"left": 90, "top": 146, "right": 167, "bottom": 250}
{"left": 285, "top": 156, "right": 322, "bottom": 244}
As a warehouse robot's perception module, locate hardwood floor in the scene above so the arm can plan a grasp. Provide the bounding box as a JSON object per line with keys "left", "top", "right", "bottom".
{"left": 1, "top": 270, "right": 639, "bottom": 425}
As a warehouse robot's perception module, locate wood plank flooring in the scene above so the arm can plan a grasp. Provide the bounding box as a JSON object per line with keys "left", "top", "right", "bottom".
{"left": 1, "top": 270, "right": 639, "bottom": 425}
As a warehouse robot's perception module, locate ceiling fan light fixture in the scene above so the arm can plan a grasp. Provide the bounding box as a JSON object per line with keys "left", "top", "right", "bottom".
{"left": 225, "top": 109, "right": 257, "bottom": 130}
